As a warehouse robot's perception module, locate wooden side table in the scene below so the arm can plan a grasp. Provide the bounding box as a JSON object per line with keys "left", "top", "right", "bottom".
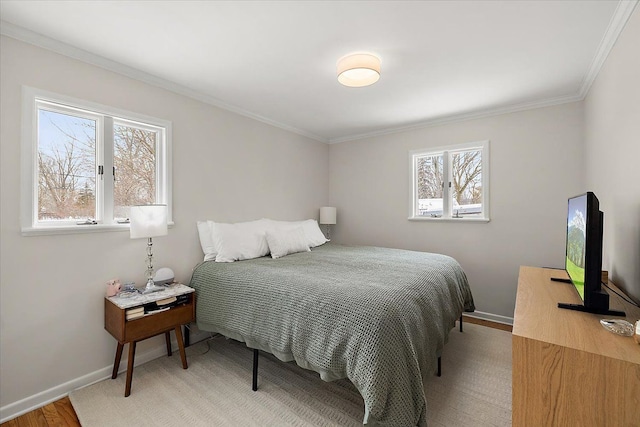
{"left": 104, "top": 284, "right": 196, "bottom": 396}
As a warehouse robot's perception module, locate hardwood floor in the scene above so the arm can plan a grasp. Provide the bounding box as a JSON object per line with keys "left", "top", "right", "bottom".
{"left": 2, "top": 317, "right": 511, "bottom": 426}
{"left": 2, "top": 397, "right": 80, "bottom": 427}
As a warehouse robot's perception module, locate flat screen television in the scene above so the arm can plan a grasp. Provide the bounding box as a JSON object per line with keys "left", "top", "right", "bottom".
{"left": 556, "top": 192, "right": 625, "bottom": 316}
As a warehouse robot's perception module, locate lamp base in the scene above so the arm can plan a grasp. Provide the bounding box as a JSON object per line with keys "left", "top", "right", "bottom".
{"left": 142, "top": 279, "right": 165, "bottom": 294}
{"left": 324, "top": 224, "right": 331, "bottom": 240}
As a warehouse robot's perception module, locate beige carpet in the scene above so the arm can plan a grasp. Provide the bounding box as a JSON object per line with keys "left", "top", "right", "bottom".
{"left": 69, "top": 323, "right": 511, "bottom": 426}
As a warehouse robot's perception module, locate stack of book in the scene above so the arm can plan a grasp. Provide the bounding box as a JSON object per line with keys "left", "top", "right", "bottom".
{"left": 125, "top": 306, "right": 145, "bottom": 320}
{"left": 156, "top": 296, "right": 177, "bottom": 307}
{"left": 124, "top": 295, "right": 190, "bottom": 320}
{"left": 144, "top": 295, "right": 190, "bottom": 313}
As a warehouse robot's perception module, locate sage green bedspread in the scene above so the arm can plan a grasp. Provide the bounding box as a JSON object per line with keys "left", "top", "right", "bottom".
{"left": 189, "top": 244, "right": 475, "bottom": 426}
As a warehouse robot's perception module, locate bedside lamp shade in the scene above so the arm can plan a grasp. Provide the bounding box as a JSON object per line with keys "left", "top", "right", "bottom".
{"left": 130, "top": 205, "right": 168, "bottom": 239}
{"left": 320, "top": 207, "right": 337, "bottom": 225}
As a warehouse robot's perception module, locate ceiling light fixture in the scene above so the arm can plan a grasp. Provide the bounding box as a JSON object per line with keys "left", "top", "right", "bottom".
{"left": 337, "top": 53, "right": 381, "bottom": 88}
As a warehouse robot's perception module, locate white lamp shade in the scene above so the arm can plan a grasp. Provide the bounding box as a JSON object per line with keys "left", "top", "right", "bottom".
{"left": 319, "top": 207, "right": 337, "bottom": 225}
{"left": 130, "top": 205, "right": 168, "bottom": 239}
{"left": 337, "top": 53, "right": 381, "bottom": 87}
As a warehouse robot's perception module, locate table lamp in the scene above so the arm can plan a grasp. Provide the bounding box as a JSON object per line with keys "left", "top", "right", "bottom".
{"left": 319, "top": 207, "right": 337, "bottom": 240}
{"left": 130, "top": 204, "right": 168, "bottom": 294}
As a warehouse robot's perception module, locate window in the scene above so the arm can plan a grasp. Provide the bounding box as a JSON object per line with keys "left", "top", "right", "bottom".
{"left": 409, "top": 141, "right": 489, "bottom": 221}
{"left": 21, "top": 87, "right": 172, "bottom": 234}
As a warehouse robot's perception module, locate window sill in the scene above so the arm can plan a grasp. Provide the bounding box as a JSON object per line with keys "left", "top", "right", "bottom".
{"left": 21, "top": 222, "right": 175, "bottom": 236}
{"left": 408, "top": 216, "right": 490, "bottom": 223}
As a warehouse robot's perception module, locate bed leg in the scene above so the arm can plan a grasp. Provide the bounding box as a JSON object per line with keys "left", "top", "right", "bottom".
{"left": 437, "top": 356, "right": 441, "bottom": 377}
{"left": 252, "top": 349, "right": 259, "bottom": 391}
{"left": 459, "top": 315, "right": 463, "bottom": 332}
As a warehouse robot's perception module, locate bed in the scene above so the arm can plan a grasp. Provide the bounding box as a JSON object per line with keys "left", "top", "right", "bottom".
{"left": 189, "top": 243, "right": 475, "bottom": 426}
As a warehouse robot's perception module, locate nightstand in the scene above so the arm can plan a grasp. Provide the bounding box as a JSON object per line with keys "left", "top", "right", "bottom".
{"left": 104, "top": 284, "right": 195, "bottom": 396}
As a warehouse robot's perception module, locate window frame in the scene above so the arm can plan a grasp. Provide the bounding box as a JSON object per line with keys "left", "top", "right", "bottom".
{"left": 21, "top": 86, "right": 172, "bottom": 235}
{"left": 408, "top": 140, "right": 490, "bottom": 222}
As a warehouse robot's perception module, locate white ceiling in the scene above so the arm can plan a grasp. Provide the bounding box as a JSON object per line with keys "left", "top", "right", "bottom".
{"left": 1, "top": 1, "right": 636, "bottom": 143}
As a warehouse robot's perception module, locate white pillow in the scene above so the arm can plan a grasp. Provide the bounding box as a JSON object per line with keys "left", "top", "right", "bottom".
{"left": 300, "top": 219, "right": 329, "bottom": 247}
{"left": 213, "top": 219, "right": 270, "bottom": 262}
{"left": 196, "top": 220, "right": 217, "bottom": 261}
{"left": 265, "top": 219, "right": 328, "bottom": 248}
{"left": 266, "top": 226, "right": 311, "bottom": 259}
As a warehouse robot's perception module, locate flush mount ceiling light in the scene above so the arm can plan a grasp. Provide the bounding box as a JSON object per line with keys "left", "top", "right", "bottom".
{"left": 337, "top": 53, "right": 381, "bottom": 87}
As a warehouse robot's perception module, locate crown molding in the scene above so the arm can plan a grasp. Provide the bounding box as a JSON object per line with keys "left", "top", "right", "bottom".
{"left": 578, "top": 0, "right": 638, "bottom": 99}
{"left": 0, "top": 20, "right": 328, "bottom": 144}
{"left": 328, "top": 93, "right": 582, "bottom": 144}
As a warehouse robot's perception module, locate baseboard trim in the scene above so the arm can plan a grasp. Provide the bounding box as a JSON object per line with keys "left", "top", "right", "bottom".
{"left": 0, "top": 330, "right": 210, "bottom": 423}
{"left": 464, "top": 310, "right": 514, "bottom": 326}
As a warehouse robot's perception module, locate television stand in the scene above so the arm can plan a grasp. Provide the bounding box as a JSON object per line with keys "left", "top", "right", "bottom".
{"left": 513, "top": 266, "right": 640, "bottom": 426}
{"left": 557, "top": 302, "right": 626, "bottom": 317}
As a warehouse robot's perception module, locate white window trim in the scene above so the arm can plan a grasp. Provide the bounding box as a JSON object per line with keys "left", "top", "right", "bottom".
{"left": 408, "top": 140, "right": 490, "bottom": 222}
{"left": 21, "top": 86, "right": 173, "bottom": 236}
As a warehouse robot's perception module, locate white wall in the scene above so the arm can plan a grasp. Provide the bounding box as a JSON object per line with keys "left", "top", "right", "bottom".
{"left": 0, "top": 35, "right": 329, "bottom": 418}
{"left": 329, "top": 102, "right": 584, "bottom": 319}
{"left": 584, "top": 7, "right": 640, "bottom": 302}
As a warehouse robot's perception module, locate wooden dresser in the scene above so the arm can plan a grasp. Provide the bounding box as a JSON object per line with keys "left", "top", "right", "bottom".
{"left": 512, "top": 266, "right": 640, "bottom": 427}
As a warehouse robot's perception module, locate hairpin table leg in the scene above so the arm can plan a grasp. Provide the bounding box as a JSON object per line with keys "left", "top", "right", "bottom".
{"left": 252, "top": 349, "right": 259, "bottom": 391}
